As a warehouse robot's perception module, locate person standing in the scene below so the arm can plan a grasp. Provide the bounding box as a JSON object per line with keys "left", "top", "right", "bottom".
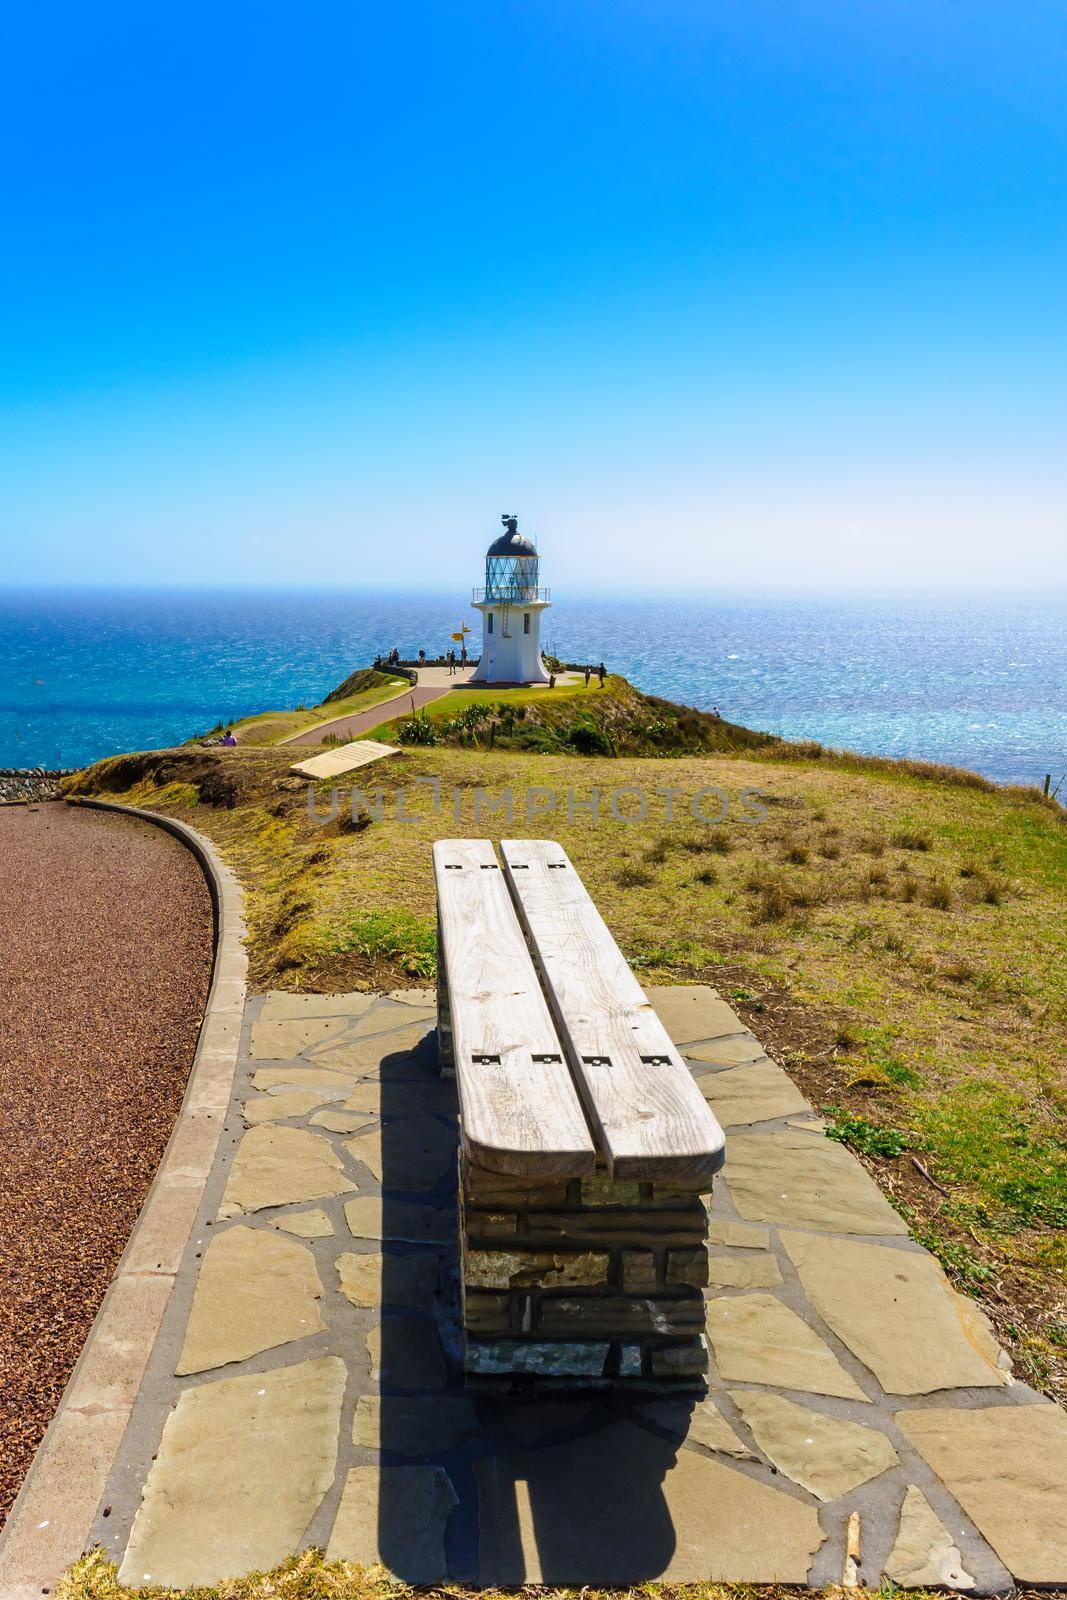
{"left": 597, "top": 661, "right": 606, "bottom": 686}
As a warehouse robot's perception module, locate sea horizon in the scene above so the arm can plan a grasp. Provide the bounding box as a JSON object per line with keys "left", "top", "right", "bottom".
{"left": 1, "top": 586, "right": 1064, "bottom": 790}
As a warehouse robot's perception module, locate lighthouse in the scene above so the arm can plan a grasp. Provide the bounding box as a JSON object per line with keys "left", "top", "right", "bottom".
{"left": 469, "top": 514, "right": 551, "bottom": 685}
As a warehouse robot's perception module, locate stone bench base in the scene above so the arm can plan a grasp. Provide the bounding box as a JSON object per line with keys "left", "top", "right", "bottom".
{"left": 460, "top": 1157, "right": 711, "bottom": 1391}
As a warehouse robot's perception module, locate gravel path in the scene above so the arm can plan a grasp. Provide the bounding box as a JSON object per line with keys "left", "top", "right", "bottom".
{"left": 0, "top": 803, "right": 213, "bottom": 1522}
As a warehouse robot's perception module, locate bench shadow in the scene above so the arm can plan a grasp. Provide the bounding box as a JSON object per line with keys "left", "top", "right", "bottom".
{"left": 374, "top": 1027, "right": 689, "bottom": 1585}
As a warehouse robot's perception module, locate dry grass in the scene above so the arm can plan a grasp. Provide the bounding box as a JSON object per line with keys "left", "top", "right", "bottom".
{"left": 58, "top": 1547, "right": 953, "bottom": 1600}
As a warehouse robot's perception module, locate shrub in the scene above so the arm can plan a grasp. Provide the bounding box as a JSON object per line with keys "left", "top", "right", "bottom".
{"left": 566, "top": 718, "right": 614, "bottom": 756}
{"left": 783, "top": 844, "right": 809, "bottom": 865}
{"left": 695, "top": 865, "right": 718, "bottom": 886}
{"left": 396, "top": 714, "right": 442, "bottom": 746}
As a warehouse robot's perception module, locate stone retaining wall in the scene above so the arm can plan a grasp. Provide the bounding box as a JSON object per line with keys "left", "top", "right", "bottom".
{"left": 0, "top": 768, "right": 69, "bottom": 803}
{"left": 460, "top": 1157, "right": 711, "bottom": 1388}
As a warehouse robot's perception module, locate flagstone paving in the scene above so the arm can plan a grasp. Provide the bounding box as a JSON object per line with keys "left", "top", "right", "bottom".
{"left": 90, "top": 983, "right": 1067, "bottom": 1591}
{"left": 176, "top": 1226, "right": 325, "bottom": 1374}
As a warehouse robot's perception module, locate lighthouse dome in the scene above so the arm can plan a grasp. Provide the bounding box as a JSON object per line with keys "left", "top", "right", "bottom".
{"left": 487, "top": 516, "right": 537, "bottom": 560}
{"left": 481, "top": 514, "right": 541, "bottom": 604}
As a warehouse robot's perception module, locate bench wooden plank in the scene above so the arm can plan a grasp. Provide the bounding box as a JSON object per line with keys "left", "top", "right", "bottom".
{"left": 500, "top": 839, "right": 726, "bottom": 1182}
{"left": 433, "top": 839, "right": 596, "bottom": 1178}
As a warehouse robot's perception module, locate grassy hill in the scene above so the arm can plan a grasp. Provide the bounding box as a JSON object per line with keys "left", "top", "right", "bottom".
{"left": 188, "top": 669, "right": 408, "bottom": 748}
{"left": 64, "top": 714, "right": 1066, "bottom": 1404}
{"left": 382, "top": 673, "right": 781, "bottom": 758}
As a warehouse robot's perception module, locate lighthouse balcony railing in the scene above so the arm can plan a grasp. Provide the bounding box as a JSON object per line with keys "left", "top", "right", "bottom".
{"left": 472, "top": 585, "right": 551, "bottom": 605}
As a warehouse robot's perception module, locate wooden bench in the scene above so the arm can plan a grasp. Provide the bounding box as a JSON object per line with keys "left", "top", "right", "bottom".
{"left": 434, "top": 837, "right": 725, "bottom": 1390}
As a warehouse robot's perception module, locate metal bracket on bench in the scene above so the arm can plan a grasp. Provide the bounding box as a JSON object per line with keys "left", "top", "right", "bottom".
{"left": 479, "top": 863, "right": 500, "bottom": 870}
{"left": 444, "top": 863, "right": 462, "bottom": 870}
{"left": 531, "top": 1053, "right": 563, "bottom": 1064}
{"left": 471, "top": 1053, "right": 502, "bottom": 1065}
{"left": 548, "top": 862, "right": 567, "bottom": 869}
{"left": 640, "top": 1055, "right": 672, "bottom": 1066}
{"left": 582, "top": 1054, "right": 612, "bottom": 1067}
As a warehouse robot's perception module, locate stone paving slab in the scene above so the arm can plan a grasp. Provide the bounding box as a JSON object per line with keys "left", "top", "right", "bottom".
{"left": 176, "top": 1225, "right": 325, "bottom": 1373}
{"left": 249, "top": 1014, "right": 349, "bottom": 1059}
{"left": 88, "top": 981, "right": 1064, "bottom": 1591}
{"left": 884, "top": 1484, "right": 976, "bottom": 1589}
{"left": 328, "top": 1464, "right": 457, "bottom": 1579}
{"left": 475, "top": 1421, "right": 827, "bottom": 1583}
{"left": 260, "top": 990, "right": 378, "bottom": 1022}
{"left": 725, "top": 1128, "right": 910, "bottom": 1235}
{"left": 706, "top": 1291, "right": 869, "bottom": 1400}
{"left": 729, "top": 1390, "right": 899, "bottom": 1500}
{"left": 783, "top": 1231, "right": 1011, "bottom": 1394}
{"left": 118, "top": 1356, "right": 345, "bottom": 1588}
{"left": 288, "top": 739, "right": 401, "bottom": 780}
{"left": 700, "top": 1058, "right": 812, "bottom": 1126}
{"left": 898, "top": 1404, "right": 1067, "bottom": 1584}
{"left": 218, "top": 1123, "right": 356, "bottom": 1216}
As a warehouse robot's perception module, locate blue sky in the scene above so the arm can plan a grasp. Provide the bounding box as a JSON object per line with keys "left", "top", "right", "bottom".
{"left": 0, "top": 0, "right": 1063, "bottom": 595}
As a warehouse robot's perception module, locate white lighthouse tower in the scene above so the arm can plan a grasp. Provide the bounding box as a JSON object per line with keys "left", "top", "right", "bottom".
{"left": 469, "top": 514, "right": 551, "bottom": 685}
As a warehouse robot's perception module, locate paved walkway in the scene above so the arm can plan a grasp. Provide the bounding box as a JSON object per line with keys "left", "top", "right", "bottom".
{"left": 90, "top": 986, "right": 1066, "bottom": 1590}
{"left": 285, "top": 685, "right": 455, "bottom": 747}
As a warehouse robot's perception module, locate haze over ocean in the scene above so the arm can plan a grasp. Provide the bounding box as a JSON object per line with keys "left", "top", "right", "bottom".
{"left": 1, "top": 589, "right": 1062, "bottom": 788}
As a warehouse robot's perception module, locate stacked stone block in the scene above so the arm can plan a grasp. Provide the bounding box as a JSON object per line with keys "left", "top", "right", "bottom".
{"left": 460, "top": 1158, "right": 711, "bottom": 1388}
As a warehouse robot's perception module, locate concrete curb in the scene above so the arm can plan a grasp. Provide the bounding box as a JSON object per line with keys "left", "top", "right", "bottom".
{"left": 0, "top": 800, "right": 247, "bottom": 1599}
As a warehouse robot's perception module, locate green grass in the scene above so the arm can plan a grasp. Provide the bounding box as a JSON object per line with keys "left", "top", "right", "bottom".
{"left": 424, "top": 678, "right": 600, "bottom": 716}
{"left": 324, "top": 907, "right": 437, "bottom": 978}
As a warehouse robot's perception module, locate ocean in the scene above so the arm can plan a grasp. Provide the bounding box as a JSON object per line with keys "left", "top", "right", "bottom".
{"left": 0, "top": 589, "right": 1063, "bottom": 789}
